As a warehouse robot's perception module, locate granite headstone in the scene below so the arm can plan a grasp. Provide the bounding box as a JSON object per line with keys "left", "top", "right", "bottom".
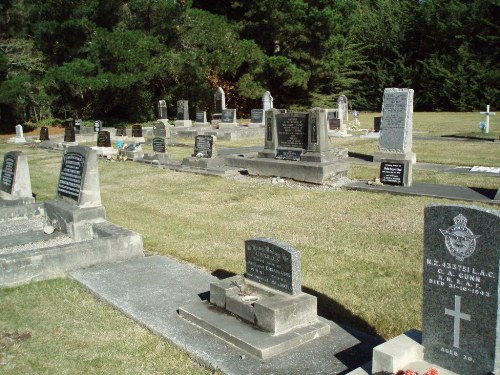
{"left": 275, "top": 112, "right": 308, "bottom": 160}
{"left": 221, "top": 109, "right": 236, "bottom": 123}
{"left": 195, "top": 111, "right": 207, "bottom": 124}
{"left": 193, "top": 135, "right": 214, "bottom": 158}
{"left": 152, "top": 137, "right": 166, "bottom": 153}
{"left": 177, "top": 100, "right": 189, "bottom": 120}
{"left": 251, "top": 109, "right": 264, "bottom": 124}
{"left": 379, "top": 88, "right": 413, "bottom": 153}
{"left": 214, "top": 87, "right": 225, "bottom": 113}
{"left": 152, "top": 122, "right": 166, "bottom": 137}
{"left": 64, "top": 126, "right": 76, "bottom": 143}
{"left": 97, "top": 131, "right": 111, "bottom": 147}
{"left": 39, "top": 127, "right": 49, "bottom": 141}
{"left": 0, "top": 151, "right": 33, "bottom": 202}
{"left": 116, "top": 128, "right": 126, "bottom": 137}
{"left": 131, "top": 124, "right": 142, "bottom": 138}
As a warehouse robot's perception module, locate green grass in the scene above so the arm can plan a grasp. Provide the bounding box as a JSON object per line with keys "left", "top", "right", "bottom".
{"left": 0, "top": 112, "right": 499, "bottom": 373}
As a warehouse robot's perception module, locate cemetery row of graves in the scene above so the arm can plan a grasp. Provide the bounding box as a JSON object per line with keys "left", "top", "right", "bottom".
{"left": 1, "top": 88, "right": 499, "bottom": 374}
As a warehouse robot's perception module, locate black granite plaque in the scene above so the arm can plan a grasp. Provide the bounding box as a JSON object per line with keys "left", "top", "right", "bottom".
{"left": 379, "top": 161, "right": 405, "bottom": 185}
{"left": 245, "top": 238, "right": 301, "bottom": 295}
{"left": 221, "top": 109, "right": 235, "bottom": 123}
{"left": 195, "top": 112, "right": 205, "bottom": 123}
{"left": 152, "top": 122, "right": 166, "bottom": 137}
{"left": 64, "top": 126, "right": 75, "bottom": 142}
{"left": 57, "top": 151, "right": 85, "bottom": 201}
{"left": 193, "top": 135, "right": 213, "bottom": 158}
{"left": 177, "top": 100, "right": 189, "bottom": 120}
{"left": 0, "top": 153, "right": 17, "bottom": 194}
{"left": 97, "top": 131, "right": 111, "bottom": 147}
{"left": 266, "top": 116, "right": 273, "bottom": 142}
{"left": 152, "top": 137, "right": 166, "bottom": 153}
{"left": 132, "top": 125, "right": 142, "bottom": 137}
{"left": 423, "top": 205, "right": 500, "bottom": 375}
{"left": 39, "top": 127, "right": 49, "bottom": 141}
{"left": 276, "top": 113, "right": 308, "bottom": 149}
{"left": 116, "top": 128, "right": 126, "bottom": 136}
{"left": 374, "top": 116, "right": 382, "bottom": 132}
{"left": 251, "top": 109, "right": 264, "bottom": 123}
{"left": 93, "top": 120, "right": 101, "bottom": 132}
{"left": 275, "top": 149, "right": 302, "bottom": 161}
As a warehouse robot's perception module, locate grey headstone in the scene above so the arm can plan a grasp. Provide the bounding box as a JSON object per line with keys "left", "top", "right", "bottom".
{"left": 15, "top": 124, "right": 23, "bottom": 138}
{"left": 214, "top": 87, "right": 225, "bottom": 113}
{"left": 131, "top": 124, "right": 142, "bottom": 138}
{"left": 0, "top": 151, "right": 32, "bottom": 200}
{"left": 158, "top": 100, "right": 168, "bottom": 119}
{"left": 245, "top": 237, "right": 301, "bottom": 295}
{"left": 152, "top": 137, "right": 166, "bottom": 153}
{"left": 337, "top": 96, "right": 348, "bottom": 122}
{"left": 251, "top": 109, "right": 264, "bottom": 124}
{"left": 195, "top": 111, "right": 207, "bottom": 123}
{"left": 57, "top": 146, "right": 102, "bottom": 207}
{"left": 193, "top": 135, "right": 214, "bottom": 158}
{"left": 177, "top": 100, "right": 189, "bottom": 121}
{"left": 97, "top": 131, "right": 111, "bottom": 147}
{"left": 263, "top": 91, "right": 273, "bottom": 111}
{"left": 221, "top": 109, "right": 236, "bottom": 123}
{"left": 423, "top": 204, "right": 500, "bottom": 375}
{"left": 152, "top": 122, "right": 166, "bottom": 137}
{"left": 379, "top": 88, "right": 414, "bottom": 153}
{"left": 39, "top": 127, "right": 49, "bottom": 141}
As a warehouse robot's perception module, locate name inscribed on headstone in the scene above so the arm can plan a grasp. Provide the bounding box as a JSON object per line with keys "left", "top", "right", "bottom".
{"left": 58, "top": 152, "right": 85, "bottom": 201}
{"left": 423, "top": 205, "right": 500, "bottom": 375}
{"left": 379, "top": 88, "right": 413, "bottom": 152}
{"left": 251, "top": 109, "right": 264, "bottom": 123}
{"left": 380, "top": 161, "right": 405, "bottom": 185}
{"left": 276, "top": 113, "right": 308, "bottom": 149}
{"left": 245, "top": 238, "right": 301, "bottom": 295}
{"left": 97, "top": 131, "right": 111, "bottom": 147}
{"left": 132, "top": 125, "right": 142, "bottom": 138}
{"left": 195, "top": 112, "right": 206, "bottom": 123}
{"left": 152, "top": 137, "right": 166, "bottom": 153}
{"left": 1, "top": 154, "right": 16, "bottom": 194}
{"left": 152, "top": 122, "right": 166, "bottom": 137}
{"left": 193, "top": 135, "right": 213, "bottom": 158}
{"left": 221, "top": 109, "right": 235, "bottom": 123}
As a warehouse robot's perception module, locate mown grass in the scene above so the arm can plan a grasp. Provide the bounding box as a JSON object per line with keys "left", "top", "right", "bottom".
{"left": 0, "top": 111, "right": 499, "bottom": 373}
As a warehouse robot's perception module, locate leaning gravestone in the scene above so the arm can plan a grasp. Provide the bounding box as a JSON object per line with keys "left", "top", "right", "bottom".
{"left": 0, "top": 151, "right": 34, "bottom": 204}
{"left": 39, "top": 127, "right": 50, "bottom": 141}
{"left": 179, "top": 237, "right": 329, "bottom": 359}
{"left": 422, "top": 204, "right": 500, "bottom": 374}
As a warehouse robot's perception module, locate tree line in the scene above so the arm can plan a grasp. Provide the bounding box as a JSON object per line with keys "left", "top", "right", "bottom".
{"left": 0, "top": 0, "right": 498, "bottom": 130}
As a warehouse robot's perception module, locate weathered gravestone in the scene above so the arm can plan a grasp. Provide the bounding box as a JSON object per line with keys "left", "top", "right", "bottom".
{"left": 0, "top": 151, "right": 34, "bottom": 204}
{"left": 249, "top": 109, "right": 264, "bottom": 128}
{"left": 338, "top": 95, "right": 348, "bottom": 122}
{"left": 212, "top": 87, "right": 225, "bottom": 122}
{"left": 152, "top": 137, "right": 166, "bottom": 153}
{"left": 74, "top": 119, "right": 82, "bottom": 134}
{"left": 193, "top": 135, "right": 214, "bottom": 158}
{"left": 179, "top": 238, "right": 330, "bottom": 359}
{"left": 39, "top": 127, "right": 49, "bottom": 141}
{"left": 152, "top": 121, "right": 166, "bottom": 137}
{"left": 131, "top": 124, "right": 142, "bottom": 138}
{"left": 115, "top": 127, "right": 126, "bottom": 137}
{"left": 194, "top": 111, "right": 210, "bottom": 126}
{"left": 8, "top": 124, "right": 26, "bottom": 144}
{"left": 374, "top": 116, "right": 382, "bottom": 132}
{"left": 93, "top": 120, "right": 102, "bottom": 132}
{"left": 263, "top": 91, "right": 273, "bottom": 111}
{"left": 175, "top": 100, "right": 192, "bottom": 127}
{"left": 423, "top": 204, "right": 500, "bottom": 374}
{"left": 219, "top": 109, "right": 237, "bottom": 129}
{"left": 158, "top": 100, "right": 168, "bottom": 119}
{"left": 181, "top": 135, "right": 224, "bottom": 168}
{"left": 327, "top": 111, "right": 341, "bottom": 131}
{"left": 121, "top": 143, "right": 144, "bottom": 161}
{"left": 64, "top": 126, "right": 76, "bottom": 143}
{"left": 97, "top": 131, "right": 111, "bottom": 147}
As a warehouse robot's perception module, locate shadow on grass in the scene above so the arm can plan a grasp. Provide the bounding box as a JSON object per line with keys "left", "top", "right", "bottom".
{"left": 442, "top": 134, "right": 497, "bottom": 142}
{"left": 348, "top": 151, "right": 374, "bottom": 162}
{"left": 469, "top": 187, "right": 498, "bottom": 200}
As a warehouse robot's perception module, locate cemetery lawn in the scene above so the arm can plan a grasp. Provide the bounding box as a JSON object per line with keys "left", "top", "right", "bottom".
{"left": 0, "top": 111, "right": 498, "bottom": 373}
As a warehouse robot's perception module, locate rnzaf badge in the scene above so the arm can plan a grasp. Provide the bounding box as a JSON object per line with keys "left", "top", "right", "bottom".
{"left": 439, "top": 214, "right": 481, "bottom": 261}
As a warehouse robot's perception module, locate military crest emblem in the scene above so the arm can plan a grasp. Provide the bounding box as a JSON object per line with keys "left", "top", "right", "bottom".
{"left": 439, "top": 214, "right": 480, "bottom": 261}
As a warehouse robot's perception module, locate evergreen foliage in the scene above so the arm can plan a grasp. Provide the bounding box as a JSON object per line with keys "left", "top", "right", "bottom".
{"left": 0, "top": 0, "right": 498, "bottom": 129}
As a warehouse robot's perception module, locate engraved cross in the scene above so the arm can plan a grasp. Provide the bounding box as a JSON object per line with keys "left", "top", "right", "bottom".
{"left": 445, "top": 295, "right": 471, "bottom": 348}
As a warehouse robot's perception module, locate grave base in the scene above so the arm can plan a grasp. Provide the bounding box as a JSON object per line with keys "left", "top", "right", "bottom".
{"left": 373, "top": 150, "right": 416, "bottom": 164}
{"left": 45, "top": 200, "right": 106, "bottom": 241}
{"left": 175, "top": 120, "right": 193, "bottom": 127}
{"left": 181, "top": 156, "right": 225, "bottom": 169}
{"left": 359, "top": 132, "right": 380, "bottom": 139}
{"left": 328, "top": 130, "right": 352, "bottom": 137}
{"left": 193, "top": 122, "right": 211, "bottom": 129}
{"left": 248, "top": 123, "right": 264, "bottom": 128}
{"left": 179, "top": 301, "right": 330, "bottom": 359}
{"left": 141, "top": 153, "right": 170, "bottom": 164}
{"left": 218, "top": 123, "right": 239, "bottom": 129}
{"left": 347, "top": 330, "right": 457, "bottom": 375}
{"left": 121, "top": 150, "right": 144, "bottom": 161}
{"left": 92, "top": 146, "right": 117, "bottom": 157}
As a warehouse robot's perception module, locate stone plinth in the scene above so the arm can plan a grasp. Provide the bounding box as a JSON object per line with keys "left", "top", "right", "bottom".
{"left": 175, "top": 120, "right": 193, "bottom": 127}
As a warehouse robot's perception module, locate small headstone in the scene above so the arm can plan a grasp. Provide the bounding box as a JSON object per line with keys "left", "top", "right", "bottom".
{"left": 193, "top": 135, "right": 214, "bottom": 158}
{"left": 177, "top": 100, "right": 189, "bottom": 120}
{"left": 74, "top": 119, "right": 82, "bottom": 134}
{"left": 214, "top": 87, "right": 225, "bottom": 113}
{"left": 131, "top": 124, "right": 142, "bottom": 138}
{"left": 158, "top": 100, "right": 168, "bottom": 119}
{"left": 245, "top": 237, "right": 301, "bottom": 295}
{"left": 116, "top": 128, "right": 126, "bottom": 137}
{"left": 374, "top": 116, "right": 382, "bottom": 132}
{"left": 15, "top": 124, "right": 23, "bottom": 138}
{"left": 152, "top": 137, "right": 166, "bottom": 153}
{"left": 221, "top": 109, "right": 236, "bottom": 124}
{"left": 9, "top": 124, "right": 26, "bottom": 144}
{"left": 338, "top": 95, "right": 348, "bottom": 122}
{"left": 195, "top": 111, "right": 208, "bottom": 124}
{"left": 39, "top": 127, "right": 49, "bottom": 141}
{"left": 379, "top": 160, "right": 412, "bottom": 186}
{"left": 97, "top": 131, "right": 111, "bottom": 147}
{"left": 423, "top": 204, "right": 500, "bottom": 375}
{"left": 64, "top": 126, "right": 76, "bottom": 143}
{"left": 93, "top": 120, "right": 102, "bottom": 132}
{"left": 152, "top": 122, "right": 166, "bottom": 137}
{"left": 251, "top": 109, "right": 264, "bottom": 124}
{"left": 328, "top": 116, "right": 341, "bottom": 131}
{"left": 263, "top": 91, "right": 273, "bottom": 111}
{"left": 0, "top": 151, "right": 33, "bottom": 201}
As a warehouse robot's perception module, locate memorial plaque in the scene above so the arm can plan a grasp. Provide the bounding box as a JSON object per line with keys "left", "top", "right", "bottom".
{"left": 195, "top": 111, "right": 206, "bottom": 123}
{"left": 245, "top": 237, "right": 301, "bottom": 295}
{"left": 251, "top": 109, "right": 264, "bottom": 124}
{"left": 379, "top": 161, "right": 406, "bottom": 185}
{"left": 266, "top": 116, "right": 273, "bottom": 142}
{"left": 177, "top": 100, "right": 189, "bottom": 120}
{"left": 276, "top": 113, "right": 308, "bottom": 149}
{"left": 64, "top": 126, "right": 75, "bottom": 142}
{"left": 152, "top": 122, "right": 166, "bottom": 137}
{"left": 116, "top": 128, "right": 126, "bottom": 136}
{"left": 379, "top": 88, "right": 413, "bottom": 152}
{"left": 193, "top": 135, "right": 213, "bottom": 158}
{"left": 152, "top": 137, "right": 166, "bottom": 153}
{"left": 39, "top": 127, "right": 49, "bottom": 141}
{"left": 93, "top": 120, "right": 101, "bottom": 132}
{"left": 57, "top": 151, "right": 85, "bottom": 201}
{"left": 221, "top": 109, "right": 236, "bottom": 123}
{"left": 97, "top": 131, "right": 111, "bottom": 147}
{"left": 275, "top": 149, "right": 302, "bottom": 161}
{"left": 0, "top": 153, "right": 17, "bottom": 194}
{"left": 423, "top": 205, "right": 500, "bottom": 375}
{"left": 158, "top": 100, "right": 168, "bottom": 119}
{"left": 131, "top": 125, "right": 142, "bottom": 137}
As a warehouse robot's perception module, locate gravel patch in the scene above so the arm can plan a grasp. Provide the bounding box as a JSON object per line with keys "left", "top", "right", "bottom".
{"left": 227, "top": 174, "right": 356, "bottom": 191}
{"left": 0, "top": 216, "right": 45, "bottom": 236}
{"left": 0, "top": 233, "right": 76, "bottom": 255}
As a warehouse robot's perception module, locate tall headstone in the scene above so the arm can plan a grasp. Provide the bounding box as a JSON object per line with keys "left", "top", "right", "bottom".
{"left": 64, "top": 126, "right": 76, "bottom": 143}
{"left": 174, "top": 100, "right": 193, "bottom": 127}
{"left": 39, "top": 127, "right": 49, "bottom": 141}
{"left": 262, "top": 91, "right": 273, "bottom": 111}
{"left": 423, "top": 204, "right": 500, "bottom": 375}
{"left": 214, "top": 87, "right": 225, "bottom": 113}
{"left": 0, "top": 151, "right": 34, "bottom": 203}
{"left": 158, "top": 100, "right": 168, "bottom": 120}
{"left": 337, "top": 95, "right": 348, "bottom": 122}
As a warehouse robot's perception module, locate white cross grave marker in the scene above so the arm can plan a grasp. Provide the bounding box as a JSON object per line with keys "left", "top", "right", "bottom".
{"left": 480, "top": 104, "right": 495, "bottom": 133}
{"left": 444, "top": 295, "right": 471, "bottom": 348}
